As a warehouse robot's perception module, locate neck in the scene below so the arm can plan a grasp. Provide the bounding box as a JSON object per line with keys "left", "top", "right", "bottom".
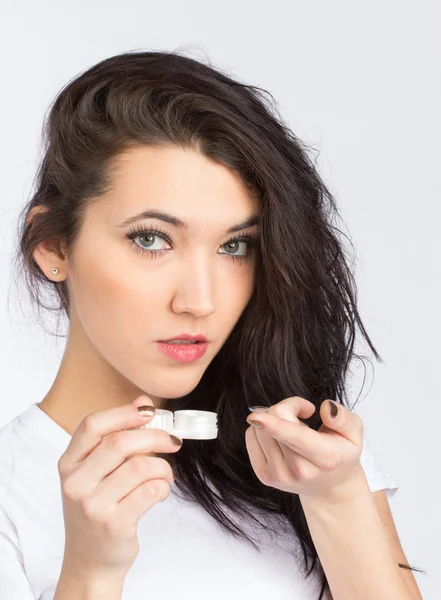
{"left": 38, "top": 315, "right": 163, "bottom": 436}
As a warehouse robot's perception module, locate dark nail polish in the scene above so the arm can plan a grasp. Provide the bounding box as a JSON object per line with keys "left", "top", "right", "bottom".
{"left": 329, "top": 400, "right": 339, "bottom": 418}
{"left": 137, "top": 405, "right": 156, "bottom": 417}
{"left": 170, "top": 434, "right": 183, "bottom": 446}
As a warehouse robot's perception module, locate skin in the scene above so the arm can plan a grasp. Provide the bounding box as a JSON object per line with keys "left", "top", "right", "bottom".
{"left": 28, "top": 146, "right": 423, "bottom": 600}
{"left": 30, "top": 144, "right": 260, "bottom": 437}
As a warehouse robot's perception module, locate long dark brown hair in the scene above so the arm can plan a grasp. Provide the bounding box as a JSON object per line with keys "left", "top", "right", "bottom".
{"left": 11, "top": 49, "right": 425, "bottom": 598}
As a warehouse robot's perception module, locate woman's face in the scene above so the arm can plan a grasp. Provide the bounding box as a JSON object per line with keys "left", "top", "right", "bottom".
{"left": 66, "top": 144, "right": 261, "bottom": 404}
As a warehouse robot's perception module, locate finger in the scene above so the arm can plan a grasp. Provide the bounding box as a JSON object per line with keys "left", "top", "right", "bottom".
{"left": 253, "top": 420, "right": 318, "bottom": 478}
{"left": 247, "top": 412, "right": 329, "bottom": 467}
{"left": 251, "top": 426, "right": 287, "bottom": 467}
{"left": 68, "top": 427, "right": 182, "bottom": 495}
{"left": 320, "top": 400, "right": 364, "bottom": 446}
{"left": 59, "top": 396, "right": 157, "bottom": 472}
{"left": 253, "top": 428, "right": 303, "bottom": 486}
{"left": 247, "top": 426, "right": 315, "bottom": 488}
{"left": 245, "top": 426, "right": 271, "bottom": 481}
{"left": 92, "top": 454, "right": 174, "bottom": 508}
{"left": 268, "top": 396, "right": 317, "bottom": 424}
{"left": 247, "top": 400, "right": 319, "bottom": 482}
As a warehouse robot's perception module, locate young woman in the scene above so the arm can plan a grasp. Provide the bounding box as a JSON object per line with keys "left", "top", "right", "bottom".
{"left": 0, "top": 50, "right": 423, "bottom": 600}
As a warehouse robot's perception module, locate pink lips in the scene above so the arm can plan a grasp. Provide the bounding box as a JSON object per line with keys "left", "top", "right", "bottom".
{"left": 156, "top": 341, "right": 208, "bottom": 363}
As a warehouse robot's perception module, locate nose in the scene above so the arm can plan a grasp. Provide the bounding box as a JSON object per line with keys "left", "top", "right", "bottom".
{"left": 171, "top": 255, "right": 216, "bottom": 318}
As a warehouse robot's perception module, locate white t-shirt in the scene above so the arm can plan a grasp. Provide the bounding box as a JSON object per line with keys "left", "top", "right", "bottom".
{"left": 0, "top": 402, "right": 399, "bottom": 600}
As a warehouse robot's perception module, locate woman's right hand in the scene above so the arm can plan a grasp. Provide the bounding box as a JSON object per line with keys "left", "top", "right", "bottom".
{"left": 56, "top": 395, "right": 183, "bottom": 579}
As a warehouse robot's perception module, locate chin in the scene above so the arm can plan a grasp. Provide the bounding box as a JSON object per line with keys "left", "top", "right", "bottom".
{"left": 137, "top": 369, "right": 205, "bottom": 401}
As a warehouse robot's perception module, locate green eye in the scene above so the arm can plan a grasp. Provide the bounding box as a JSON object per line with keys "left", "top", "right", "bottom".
{"left": 126, "top": 225, "right": 260, "bottom": 265}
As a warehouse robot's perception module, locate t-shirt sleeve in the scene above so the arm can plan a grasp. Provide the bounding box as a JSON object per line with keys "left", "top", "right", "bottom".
{"left": 0, "top": 503, "right": 36, "bottom": 599}
{"left": 359, "top": 429, "right": 399, "bottom": 500}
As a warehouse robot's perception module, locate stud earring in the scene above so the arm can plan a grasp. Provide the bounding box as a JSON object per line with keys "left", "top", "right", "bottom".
{"left": 51, "top": 268, "right": 58, "bottom": 275}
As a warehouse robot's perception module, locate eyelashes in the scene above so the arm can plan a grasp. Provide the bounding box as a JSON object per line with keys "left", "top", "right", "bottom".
{"left": 125, "top": 224, "right": 261, "bottom": 265}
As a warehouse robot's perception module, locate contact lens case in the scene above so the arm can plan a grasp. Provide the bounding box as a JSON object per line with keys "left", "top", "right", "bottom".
{"left": 138, "top": 408, "right": 218, "bottom": 440}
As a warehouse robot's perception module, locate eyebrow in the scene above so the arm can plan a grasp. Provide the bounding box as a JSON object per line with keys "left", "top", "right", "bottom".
{"left": 118, "top": 209, "right": 260, "bottom": 234}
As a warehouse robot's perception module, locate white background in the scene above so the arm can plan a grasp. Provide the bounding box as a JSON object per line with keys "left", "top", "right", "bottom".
{"left": 0, "top": 1, "right": 439, "bottom": 598}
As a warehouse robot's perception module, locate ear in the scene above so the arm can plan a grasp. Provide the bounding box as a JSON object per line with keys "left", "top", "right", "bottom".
{"left": 27, "top": 206, "right": 67, "bottom": 272}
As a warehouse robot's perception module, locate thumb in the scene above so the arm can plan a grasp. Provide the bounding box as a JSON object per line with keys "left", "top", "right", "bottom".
{"left": 320, "top": 400, "right": 363, "bottom": 445}
{"left": 126, "top": 395, "right": 157, "bottom": 432}
{"left": 132, "top": 394, "right": 156, "bottom": 410}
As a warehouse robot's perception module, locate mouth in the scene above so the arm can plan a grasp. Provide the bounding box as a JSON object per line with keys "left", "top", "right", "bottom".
{"left": 156, "top": 339, "right": 209, "bottom": 362}
{"left": 160, "top": 340, "right": 201, "bottom": 344}
{"left": 158, "top": 333, "right": 208, "bottom": 344}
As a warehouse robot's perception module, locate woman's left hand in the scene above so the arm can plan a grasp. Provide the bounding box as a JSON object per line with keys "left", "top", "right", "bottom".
{"left": 245, "top": 396, "right": 366, "bottom": 502}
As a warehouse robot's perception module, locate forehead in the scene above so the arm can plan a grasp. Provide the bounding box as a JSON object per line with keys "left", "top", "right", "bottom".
{"left": 100, "top": 144, "right": 261, "bottom": 228}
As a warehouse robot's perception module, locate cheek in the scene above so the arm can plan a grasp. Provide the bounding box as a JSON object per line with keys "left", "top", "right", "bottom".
{"left": 71, "top": 234, "right": 256, "bottom": 356}
{"left": 230, "top": 261, "right": 255, "bottom": 299}
{"left": 218, "top": 267, "right": 255, "bottom": 324}
{"left": 70, "top": 244, "right": 160, "bottom": 358}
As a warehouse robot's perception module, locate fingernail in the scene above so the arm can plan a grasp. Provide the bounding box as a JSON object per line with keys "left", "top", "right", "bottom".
{"left": 137, "top": 405, "right": 156, "bottom": 417}
{"left": 248, "top": 406, "right": 269, "bottom": 414}
{"left": 170, "top": 434, "right": 183, "bottom": 446}
{"left": 247, "top": 419, "right": 264, "bottom": 429}
{"left": 329, "top": 400, "right": 339, "bottom": 418}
